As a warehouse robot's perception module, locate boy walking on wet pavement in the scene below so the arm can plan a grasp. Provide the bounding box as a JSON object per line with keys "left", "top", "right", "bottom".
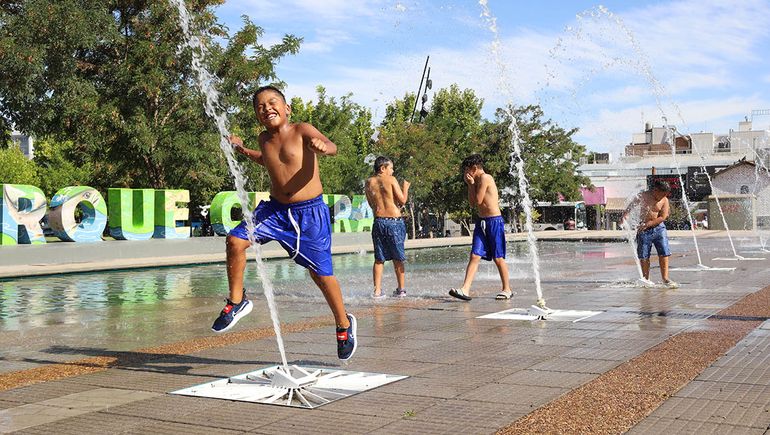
{"left": 449, "top": 154, "right": 513, "bottom": 301}
{"left": 211, "top": 85, "right": 357, "bottom": 361}
{"left": 623, "top": 180, "right": 679, "bottom": 288}
{"left": 364, "top": 156, "right": 410, "bottom": 299}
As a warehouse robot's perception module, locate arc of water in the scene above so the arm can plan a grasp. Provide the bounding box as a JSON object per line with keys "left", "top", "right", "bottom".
{"left": 660, "top": 119, "right": 703, "bottom": 266}
{"left": 479, "top": 0, "right": 544, "bottom": 306}
{"left": 561, "top": 6, "right": 744, "bottom": 267}
{"left": 675, "top": 127, "right": 739, "bottom": 257}
{"left": 740, "top": 137, "right": 770, "bottom": 251}
{"left": 170, "top": 0, "right": 288, "bottom": 369}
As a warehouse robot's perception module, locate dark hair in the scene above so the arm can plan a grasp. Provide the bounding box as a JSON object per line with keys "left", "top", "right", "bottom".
{"left": 651, "top": 180, "right": 671, "bottom": 193}
{"left": 374, "top": 156, "right": 392, "bottom": 174}
{"left": 461, "top": 154, "right": 484, "bottom": 172}
{"left": 252, "top": 85, "right": 287, "bottom": 108}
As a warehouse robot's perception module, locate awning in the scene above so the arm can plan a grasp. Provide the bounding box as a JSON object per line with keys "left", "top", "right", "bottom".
{"left": 605, "top": 197, "right": 627, "bottom": 211}
{"left": 580, "top": 187, "right": 605, "bottom": 206}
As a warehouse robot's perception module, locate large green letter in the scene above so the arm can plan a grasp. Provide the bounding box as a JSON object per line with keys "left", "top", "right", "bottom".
{"left": 153, "top": 190, "right": 190, "bottom": 239}
{"left": 1, "top": 184, "right": 47, "bottom": 245}
{"left": 108, "top": 188, "right": 155, "bottom": 240}
{"left": 210, "top": 191, "right": 268, "bottom": 236}
{"left": 323, "top": 194, "right": 352, "bottom": 233}
{"left": 350, "top": 194, "right": 374, "bottom": 232}
{"left": 49, "top": 186, "right": 107, "bottom": 243}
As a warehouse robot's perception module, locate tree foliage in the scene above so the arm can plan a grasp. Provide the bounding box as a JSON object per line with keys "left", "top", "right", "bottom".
{"left": 376, "top": 85, "right": 591, "bottom": 233}
{"left": 288, "top": 86, "right": 374, "bottom": 198}
{"left": 33, "top": 137, "right": 92, "bottom": 197}
{"left": 0, "top": 3, "right": 592, "bottom": 235}
{"left": 483, "top": 105, "right": 592, "bottom": 205}
{"left": 377, "top": 85, "right": 487, "bottom": 218}
{"left": 0, "top": 145, "right": 36, "bottom": 185}
{"left": 0, "top": 0, "right": 300, "bottom": 210}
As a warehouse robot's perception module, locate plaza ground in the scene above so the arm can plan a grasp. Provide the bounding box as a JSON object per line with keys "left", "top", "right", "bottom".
{"left": 1, "top": 232, "right": 770, "bottom": 433}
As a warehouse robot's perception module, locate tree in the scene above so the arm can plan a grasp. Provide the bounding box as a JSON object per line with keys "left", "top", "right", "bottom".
{"left": 288, "top": 87, "right": 374, "bottom": 198}
{"left": 484, "top": 105, "right": 592, "bottom": 206}
{"left": 376, "top": 85, "right": 487, "bottom": 237}
{"left": 0, "top": 145, "right": 36, "bottom": 185}
{"left": 33, "top": 137, "right": 93, "bottom": 197}
{"left": 0, "top": 1, "right": 300, "bottom": 211}
{"left": 376, "top": 85, "right": 591, "bottom": 237}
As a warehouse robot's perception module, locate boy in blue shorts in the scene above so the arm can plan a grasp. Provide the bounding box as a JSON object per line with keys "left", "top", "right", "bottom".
{"left": 623, "top": 180, "right": 679, "bottom": 288}
{"left": 449, "top": 154, "right": 512, "bottom": 301}
{"left": 211, "top": 85, "right": 356, "bottom": 361}
{"left": 364, "top": 156, "right": 410, "bottom": 298}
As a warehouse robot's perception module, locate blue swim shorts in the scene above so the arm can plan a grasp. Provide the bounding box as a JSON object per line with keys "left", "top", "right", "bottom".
{"left": 636, "top": 223, "right": 671, "bottom": 259}
{"left": 471, "top": 215, "right": 506, "bottom": 261}
{"left": 228, "top": 195, "right": 333, "bottom": 276}
{"left": 372, "top": 217, "right": 406, "bottom": 262}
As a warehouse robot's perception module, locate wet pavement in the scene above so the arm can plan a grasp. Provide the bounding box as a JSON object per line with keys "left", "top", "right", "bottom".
{"left": 2, "top": 236, "right": 770, "bottom": 433}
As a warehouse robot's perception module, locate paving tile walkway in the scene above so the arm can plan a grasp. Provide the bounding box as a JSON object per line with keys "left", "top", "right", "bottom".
{"left": 1, "top": 238, "right": 770, "bottom": 433}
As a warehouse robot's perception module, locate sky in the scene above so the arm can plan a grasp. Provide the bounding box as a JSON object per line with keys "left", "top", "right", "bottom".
{"left": 214, "top": 0, "right": 770, "bottom": 156}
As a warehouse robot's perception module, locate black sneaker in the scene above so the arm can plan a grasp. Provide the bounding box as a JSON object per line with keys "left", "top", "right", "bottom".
{"left": 336, "top": 313, "right": 357, "bottom": 361}
{"left": 392, "top": 288, "right": 406, "bottom": 297}
{"left": 211, "top": 294, "right": 253, "bottom": 333}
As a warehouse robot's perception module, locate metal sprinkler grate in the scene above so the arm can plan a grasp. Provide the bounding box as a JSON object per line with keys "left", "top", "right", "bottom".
{"left": 170, "top": 365, "right": 408, "bottom": 409}
{"left": 712, "top": 255, "right": 766, "bottom": 261}
{"left": 669, "top": 263, "right": 736, "bottom": 272}
{"left": 478, "top": 305, "right": 603, "bottom": 322}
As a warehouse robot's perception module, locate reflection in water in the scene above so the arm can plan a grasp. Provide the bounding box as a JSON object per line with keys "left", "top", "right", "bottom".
{"left": 0, "top": 242, "right": 632, "bottom": 331}
{"left": 0, "top": 247, "right": 463, "bottom": 328}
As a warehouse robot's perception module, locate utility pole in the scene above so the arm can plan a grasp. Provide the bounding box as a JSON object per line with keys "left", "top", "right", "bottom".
{"left": 410, "top": 56, "right": 430, "bottom": 123}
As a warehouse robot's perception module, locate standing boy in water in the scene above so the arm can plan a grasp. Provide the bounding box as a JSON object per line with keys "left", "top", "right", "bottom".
{"left": 364, "top": 156, "right": 410, "bottom": 298}
{"left": 623, "top": 180, "right": 679, "bottom": 288}
{"left": 449, "top": 154, "right": 512, "bottom": 301}
{"left": 211, "top": 85, "right": 357, "bottom": 361}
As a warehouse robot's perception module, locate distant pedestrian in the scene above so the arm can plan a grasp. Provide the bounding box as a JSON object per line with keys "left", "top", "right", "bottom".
{"left": 364, "top": 156, "right": 410, "bottom": 298}
{"left": 449, "top": 154, "right": 512, "bottom": 301}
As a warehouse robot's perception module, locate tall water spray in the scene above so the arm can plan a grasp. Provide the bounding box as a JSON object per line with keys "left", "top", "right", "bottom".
{"left": 170, "top": 0, "right": 288, "bottom": 369}
{"left": 479, "top": 1, "right": 545, "bottom": 307}
{"left": 547, "top": 6, "right": 751, "bottom": 267}
{"left": 620, "top": 212, "right": 645, "bottom": 280}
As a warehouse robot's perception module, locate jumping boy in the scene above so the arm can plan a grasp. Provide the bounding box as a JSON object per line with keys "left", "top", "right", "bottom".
{"left": 623, "top": 180, "right": 679, "bottom": 289}
{"left": 449, "top": 154, "right": 512, "bottom": 301}
{"left": 364, "top": 156, "right": 410, "bottom": 299}
{"left": 211, "top": 85, "right": 357, "bottom": 361}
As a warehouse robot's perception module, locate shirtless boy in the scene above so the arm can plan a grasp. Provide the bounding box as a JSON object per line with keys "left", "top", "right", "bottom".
{"left": 623, "top": 180, "right": 679, "bottom": 288}
{"left": 449, "top": 154, "right": 512, "bottom": 301}
{"left": 211, "top": 85, "right": 357, "bottom": 361}
{"left": 364, "top": 156, "right": 410, "bottom": 298}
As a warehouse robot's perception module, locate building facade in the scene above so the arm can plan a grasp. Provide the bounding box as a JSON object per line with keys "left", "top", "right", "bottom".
{"left": 10, "top": 131, "right": 34, "bottom": 159}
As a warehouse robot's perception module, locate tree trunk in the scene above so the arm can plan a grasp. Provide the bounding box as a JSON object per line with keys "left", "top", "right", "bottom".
{"left": 409, "top": 201, "right": 416, "bottom": 239}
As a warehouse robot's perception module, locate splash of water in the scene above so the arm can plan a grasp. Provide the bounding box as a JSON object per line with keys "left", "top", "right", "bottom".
{"left": 547, "top": 6, "right": 748, "bottom": 266}
{"left": 742, "top": 136, "right": 770, "bottom": 250}
{"left": 170, "top": 0, "right": 288, "bottom": 369}
{"left": 619, "top": 204, "right": 645, "bottom": 279}
{"left": 479, "top": 1, "right": 544, "bottom": 305}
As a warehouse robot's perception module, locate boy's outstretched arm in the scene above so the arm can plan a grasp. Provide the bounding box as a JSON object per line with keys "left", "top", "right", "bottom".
{"left": 229, "top": 134, "right": 264, "bottom": 166}
{"left": 301, "top": 123, "right": 338, "bottom": 156}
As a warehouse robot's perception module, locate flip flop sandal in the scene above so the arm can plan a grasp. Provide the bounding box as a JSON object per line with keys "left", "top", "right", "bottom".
{"left": 496, "top": 290, "right": 512, "bottom": 300}
{"left": 449, "top": 288, "right": 472, "bottom": 301}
